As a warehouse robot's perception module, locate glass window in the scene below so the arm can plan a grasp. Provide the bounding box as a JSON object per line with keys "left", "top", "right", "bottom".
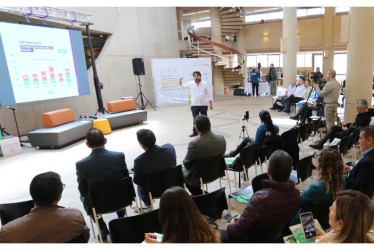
{"left": 247, "top": 55, "right": 257, "bottom": 68}
{"left": 314, "top": 54, "right": 323, "bottom": 72}
{"left": 191, "top": 20, "right": 211, "bottom": 28}
{"left": 334, "top": 53, "right": 347, "bottom": 74}
{"left": 268, "top": 55, "right": 280, "bottom": 67}
{"left": 245, "top": 13, "right": 267, "bottom": 23}
{"left": 297, "top": 54, "right": 305, "bottom": 67}
{"left": 297, "top": 9, "right": 307, "bottom": 17}
{"left": 306, "top": 7, "right": 324, "bottom": 16}
{"left": 304, "top": 53, "right": 313, "bottom": 67}
{"left": 257, "top": 55, "right": 268, "bottom": 67}
{"left": 267, "top": 11, "right": 283, "bottom": 20}
{"left": 336, "top": 6, "right": 350, "bottom": 13}
{"left": 280, "top": 54, "right": 283, "bottom": 67}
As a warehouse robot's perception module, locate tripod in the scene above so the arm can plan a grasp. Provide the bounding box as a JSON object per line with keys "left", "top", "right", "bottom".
{"left": 7, "top": 107, "right": 29, "bottom": 147}
{"left": 238, "top": 118, "right": 250, "bottom": 146}
{"left": 135, "top": 75, "right": 156, "bottom": 111}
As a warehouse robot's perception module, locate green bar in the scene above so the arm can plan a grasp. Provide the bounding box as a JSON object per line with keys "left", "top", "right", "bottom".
{"left": 58, "top": 49, "right": 66, "bottom": 53}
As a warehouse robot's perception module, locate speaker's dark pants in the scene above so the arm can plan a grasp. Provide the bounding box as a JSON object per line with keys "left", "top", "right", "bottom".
{"left": 252, "top": 82, "right": 259, "bottom": 96}
{"left": 191, "top": 105, "right": 208, "bottom": 134}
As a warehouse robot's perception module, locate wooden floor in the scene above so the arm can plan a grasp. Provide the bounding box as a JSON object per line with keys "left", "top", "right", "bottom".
{"left": 0, "top": 94, "right": 347, "bottom": 243}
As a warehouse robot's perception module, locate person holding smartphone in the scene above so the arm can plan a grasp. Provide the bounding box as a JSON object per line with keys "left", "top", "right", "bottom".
{"left": 314, "top": 190, "right": 374, "bottom": 243}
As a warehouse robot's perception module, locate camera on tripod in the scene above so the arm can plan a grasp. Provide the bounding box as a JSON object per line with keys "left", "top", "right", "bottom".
{"left": 242, "top": 111, "right": 249, "bottom": 121}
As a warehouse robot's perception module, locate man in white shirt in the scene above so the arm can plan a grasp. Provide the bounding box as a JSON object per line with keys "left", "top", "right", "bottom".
{"left": 283, "top": 78, "right": 306, "bottom": 113}
{"left": 179, "top": 71, "right": 213, "bottom": 137}
{"left": 269, "top": 80, "right": 297, "bottom": 111}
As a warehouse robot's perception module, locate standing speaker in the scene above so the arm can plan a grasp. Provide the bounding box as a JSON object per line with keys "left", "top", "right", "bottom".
{"left": 132, "top": 58, "right": 145, "bottom": 76}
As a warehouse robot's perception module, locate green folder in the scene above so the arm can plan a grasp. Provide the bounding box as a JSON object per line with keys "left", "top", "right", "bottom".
{"left": 225, "top": 157, "right": 236, "bottom": 165}
{"left": 232, "top": 194, "right": 253, "bottom": 204}
{"left": 289, "top": 219, "right": 325, "bottom": 243}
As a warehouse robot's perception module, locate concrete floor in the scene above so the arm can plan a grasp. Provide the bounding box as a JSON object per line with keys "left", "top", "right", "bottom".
{"left": 0, "top": 94, "right": 330, "bottom": 242}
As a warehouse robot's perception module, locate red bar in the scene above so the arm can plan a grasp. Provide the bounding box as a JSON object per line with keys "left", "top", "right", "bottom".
{"left": 32, "top": 74, "right": 39, "bottom": 81}
{"left": 23, "top": 75, "right": 29, "bottom": 80}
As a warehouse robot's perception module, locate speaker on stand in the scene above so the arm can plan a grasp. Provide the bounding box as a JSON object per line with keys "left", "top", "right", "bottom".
{"left": 132, "top": 58, "right": 156, "bottom": 111}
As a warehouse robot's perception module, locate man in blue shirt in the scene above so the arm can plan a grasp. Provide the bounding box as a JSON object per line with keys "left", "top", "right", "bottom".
{"left": 250, "top": 68, "right": 260, "bottom": 97}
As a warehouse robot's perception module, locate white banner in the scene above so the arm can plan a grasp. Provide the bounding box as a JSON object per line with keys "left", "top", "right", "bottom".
{"left": 151, "top": 58, "right": 212, "bottom": 107}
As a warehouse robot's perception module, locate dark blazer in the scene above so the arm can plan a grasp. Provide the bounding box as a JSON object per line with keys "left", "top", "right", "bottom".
{"left": 76, "top": 147, "right": 129, "bottom": 198}
{"left": 347, "top": 148, "right": 374, "bottom": 198}
{"left": 133, "top": 144, "right": 177, "bottom": 187}
{"left": 183, "top": 131, "right": 226, "bottom": 186}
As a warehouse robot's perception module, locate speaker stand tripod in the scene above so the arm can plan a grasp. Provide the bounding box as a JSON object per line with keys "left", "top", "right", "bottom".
{"left": 136, "top": 75, "right": 156, "bottom": 111}
{"left": 238, "top": 119, "right": 249, "bottom": 146}
{"left": 6, "top": 108, "right": 30, "bottom": 147}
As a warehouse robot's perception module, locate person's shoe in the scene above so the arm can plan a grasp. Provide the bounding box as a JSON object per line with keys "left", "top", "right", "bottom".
{"left": 189, "top": 133, "right": 198, "bottom": 137}
{"left": 223, "top": 151, "right": 235, "bottom": 158}
{"left": 290, "top": 114, "right": 299, "bottom": 120}
{"left": 277, "top": 108, "right": 284, "bottom": 112}
{"left": 283, "top": 109, "right": 290, "bottom": 114}
{"left": 269, "top": 107, "right": 276, "bottom": 110}
{"left": 309, "top": 142, "right": 323, "bottom": 150}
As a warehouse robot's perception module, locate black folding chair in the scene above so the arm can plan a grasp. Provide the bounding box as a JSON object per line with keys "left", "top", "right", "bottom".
{"left": 109, "top": 209, "right": 161, "bottom": 243}
{"left": 144, "top": 165, "right": 184, "bottom": 210}
{"left": 338, "top": 134, "right": 351, "bottom": 157}
{"left": 296, "top": 155, "right": 314, "bottom": 191}
{"left": 226, "top": 144, "right": 257, "bottom": 188}
{"left": 0, "top": 200, "right": 34, "bottom": 226}
{"left": 66, "top": 233, "right": 88, "bottom": 243}
{"left": 192, "top": 187, "right": 230, "bottom": 221}
{"left": 308, "top": 199, "right": 333, "bottom": 231}
{"left": 297, "top": 123, "right": 311, "bottom": 155}
{"left": 88, "top": 177, "right": 139, "bottom": 242}
{"left": 195, "top": 155, "right": 229, "bottom": 194}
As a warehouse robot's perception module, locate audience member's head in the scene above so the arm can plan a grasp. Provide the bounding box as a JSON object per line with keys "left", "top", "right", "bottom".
{"left": 329, "top": 190, "right": 374, "bottom": 243}
{"left": 267, "top": 150, "right": 293, "bottom": 182}
{"left": 299, "top": 78, "right": 305, "bottom": 85}
{"left": 30, "top": 171, "right": 64, "bottom": 207}
{"left": 259, "top": 110, "right": 277, "bottom": 136}
{"left": 136, "top": 129, "right": 156, "bottom": 149}
{"left": 192, "top": 71, "right": 201, "bottom": 77}
{"left": 158, "top": 186, "right": 220, "bottom": 243}
{"left": 195, "top": 115, "right": 211, "bottom": 134}
{"left": 86, "top": 128, "right": 106, "bottom": 148}
{"left": 356, "top": 98, "right": 368, "bottom": 113}
{"left": 327, "top": 69, "right": 336, "bottom": 80}
{"left": 305, "top": 79, "right": 311, "bottom": 86}
{"left": 291, "top": 80, "right": 296, "bottom": 86}
{"left": 317, "top": 148, "right": 344, "bottom": 199}
{"left": 359, "top": 126, "right": 374, "bottom": 151}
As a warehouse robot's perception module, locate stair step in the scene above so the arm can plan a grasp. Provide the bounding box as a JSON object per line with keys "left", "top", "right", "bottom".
{"left": 221, "top": 22, "right": 244, "bottom": 26}
{"left": 221, "top": 17, "right": 244, "bottom": 22}
{"left": 220, "top": 8, "right": 238, "bottom": 15}
{"left": 220, "top": 13, "right": 241, "bottom": 18}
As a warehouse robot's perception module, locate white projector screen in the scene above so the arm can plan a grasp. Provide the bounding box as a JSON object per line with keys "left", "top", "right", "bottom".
{"left": 0, "top": 22, "right": 90, "bottom": 105}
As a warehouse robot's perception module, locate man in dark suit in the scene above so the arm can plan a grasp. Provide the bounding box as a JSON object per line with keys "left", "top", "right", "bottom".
{"left": 76, "top": 128, "right": 129, "bottom": 239}
{"left": 133, "top": 129, "right": 176, "bottom": 207}
{"left": 345, "top": 125, "right": 374, "bottom": 198}
{"left": 183, "top": 115, "right": 226, "bottom": 195}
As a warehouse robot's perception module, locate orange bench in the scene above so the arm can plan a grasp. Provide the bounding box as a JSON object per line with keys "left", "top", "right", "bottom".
{"left": 43, "top": 108, "right": 75, "bottom": 128}
{"left": 107, "top": 99, "right": 136, "bottom": 113}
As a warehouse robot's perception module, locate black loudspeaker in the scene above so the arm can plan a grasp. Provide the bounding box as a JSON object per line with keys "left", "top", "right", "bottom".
{"left": 234, "top": 88, "right": 246, "bottom": 96}
{"left": 132, "top": 58, "right": 145, "bottom": 76}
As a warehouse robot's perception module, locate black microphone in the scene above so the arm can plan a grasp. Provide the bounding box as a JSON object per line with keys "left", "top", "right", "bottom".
{"left": 7, "top": 106, "right": 17, "bottom": 111}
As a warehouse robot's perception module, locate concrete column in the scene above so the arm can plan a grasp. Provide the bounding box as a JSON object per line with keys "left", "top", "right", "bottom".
{"left": 322, "top": 7, "right": 335, "bottom": 74}
{"left": 210, "top": 7, "right": 224, "bottom": 95}
{"left": 210, "top": 7, "right": 223, "bottom": 56}
{"left": 177, "top": 8, "right": 183, "bottom": 40}
{"left": 344, "top": 7, "right": 374, "bottom": 122}
{"left": 282, "top": 7, "right": 298, "bottom": 88}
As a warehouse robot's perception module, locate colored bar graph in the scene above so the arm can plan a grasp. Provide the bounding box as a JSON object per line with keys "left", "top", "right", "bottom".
{"left": 23, "top": 75, "right": 30, "bottom": 85}
{"left": 41, "top": 71, "right": 48, "bottom": 85}
{"left": 49, "top": 67, "right": 56, "bottom": 83}
{"left": 32, "top": 74, "right": 39, "bottom": 85}
{"left": 58, "top": 73, "right": 63, "bottom": 83}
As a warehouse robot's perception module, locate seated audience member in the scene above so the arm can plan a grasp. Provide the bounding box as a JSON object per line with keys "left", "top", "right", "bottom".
{"left": 290, "top": 148, "right": 345, "bottom": 225}
{"left": 144, "top": 186, "right": 220, "bottom": 243}
{"left": 225, "top": 110, "right": 279, "bottom": 158}
{"left": 76, "top": 128, "right": 129, "bottom": 239}
{"left": 344, "top": 126, "right": 374, "bottom": 198}
{"left": 289, "top": 88, "right": 319, "bottom": 124}
{"left": 310, "top": 98, "right": 374, "bottom": 150}
{"left": 182, "top": 115, "right": 226, "bottom": 195}
{"left": 133, "top": 129, "right": 176, "bottom": 207}
{"left": 0, "top": 172, "right": 89, "bottom": 243}
{"left": 283, "top": 79, "right": 313, "bottom": 114}
{"left": 269, "top": 80, "right": 297, "bottom": 111}
{"left": 282, "top": 78, "right": 306, "bottom": 113}
{"left": 314, "top": 190, "right": 374, "bottom": 243}
{"left": 221, "top": 150, "right": 301, "bottom": 243}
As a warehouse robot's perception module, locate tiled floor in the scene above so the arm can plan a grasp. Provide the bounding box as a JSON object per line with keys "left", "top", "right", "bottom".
{"left": 0, "top": 94, "right": 336, "bottom": 242}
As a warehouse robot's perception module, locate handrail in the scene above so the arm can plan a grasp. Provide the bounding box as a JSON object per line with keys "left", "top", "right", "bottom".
{"left": 187, "top": 28, "right": 245, "bottom": 64}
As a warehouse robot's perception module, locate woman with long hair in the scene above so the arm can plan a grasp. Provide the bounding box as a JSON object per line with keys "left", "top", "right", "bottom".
{"left": 144, "top": 186, "right": 220, "bottom": 243}
{"left": 291, "top": 148, "right": 345, "bottom": 225}
{"left": 315, "top": 190, "right": 374, "bottom": 243}
{"left": 225, "top": 110, "right": 279, "bottom": 157}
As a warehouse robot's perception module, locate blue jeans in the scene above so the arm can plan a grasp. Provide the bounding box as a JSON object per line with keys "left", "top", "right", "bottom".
{"left": 137, "top": 185, "right": 151, "bottom": 206}
{"left": 191, "top": 105, "right": 208, "bottom": 134}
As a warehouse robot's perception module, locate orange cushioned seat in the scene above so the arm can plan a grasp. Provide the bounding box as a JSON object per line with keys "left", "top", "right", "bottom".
{"left": 107, "top": 99, "right": 136, "bottom": 113}
{"left": 43, "top": 108, "right": 75, "bottom": 128}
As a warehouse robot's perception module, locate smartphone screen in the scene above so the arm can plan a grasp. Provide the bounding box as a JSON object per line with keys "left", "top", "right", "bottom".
{"left": 300, "top": 212, "right": 317, "bottom": 240}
